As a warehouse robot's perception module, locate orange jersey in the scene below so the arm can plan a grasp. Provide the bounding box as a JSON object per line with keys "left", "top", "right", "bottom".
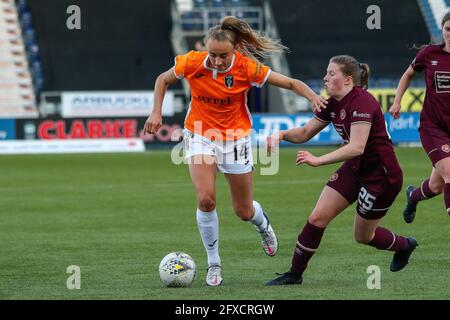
{"left": 174, "top": 50, "right": 271, "bottom": 140}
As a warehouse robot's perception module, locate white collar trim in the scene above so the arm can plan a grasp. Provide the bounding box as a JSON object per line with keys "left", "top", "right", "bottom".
{"left": 203, "top": 53, "right": 236, "bottom": 75}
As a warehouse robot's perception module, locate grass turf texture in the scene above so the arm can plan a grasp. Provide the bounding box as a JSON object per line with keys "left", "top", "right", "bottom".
{"left": 0, "top": 147, "right": 448, "bottom": 299}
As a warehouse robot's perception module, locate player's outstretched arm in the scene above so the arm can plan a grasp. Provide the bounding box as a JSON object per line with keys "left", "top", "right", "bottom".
{"left": 296, "top": 123, "right": 371, "bottom": 167}
{"left": 389, "top": 66, "right": 415, "bottom": 119}
{"left": 267, "top": 71, "right": 328, "bottom": 112}
{"left": 267, "top": 118, "right": 328, "bottom": 153}
{"left": 144, "top": 67, "right": 179, "bottom": 135}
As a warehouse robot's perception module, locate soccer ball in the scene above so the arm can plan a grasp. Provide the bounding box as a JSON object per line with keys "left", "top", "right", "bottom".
{"left": 158, "top": 252, "right": 196, "bottom": 288}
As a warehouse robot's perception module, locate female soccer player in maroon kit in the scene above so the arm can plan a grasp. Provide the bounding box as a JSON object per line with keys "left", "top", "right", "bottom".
{"left": 265, "top": 55, "right": 418, "bottom": 286}
{"left": 389, "top": 11, "right": 450, "bottom": 223}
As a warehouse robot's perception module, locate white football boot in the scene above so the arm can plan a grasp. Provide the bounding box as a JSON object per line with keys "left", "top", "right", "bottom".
{"left": 258, "top": 212, "right": 278, "bottom": 256}
{"left": 206, "top": 264, "right": 222, "bottom": 286}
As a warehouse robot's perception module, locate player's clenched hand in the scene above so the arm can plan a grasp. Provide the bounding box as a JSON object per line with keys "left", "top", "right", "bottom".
{"left": 296, "top": 150, "right": 322, "bottom": 167}
{"left": 310, "top": 94, "right": 328, "bottom": 113}
{"left": 144, "top": 112, "right": 162, "bottom": 135}
{"left": 266, "top": 132, "right": 283, "bottom": 155}
{"left": 388, "top": 102, "right": 401, "bottom": 119}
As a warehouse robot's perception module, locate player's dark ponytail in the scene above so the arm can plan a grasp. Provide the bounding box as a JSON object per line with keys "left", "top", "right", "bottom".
{"left": 359, "top": 63, "right": 370, "bottom": 90}
{"left": 330, "top": 55, "right": 370, "bottom": 89}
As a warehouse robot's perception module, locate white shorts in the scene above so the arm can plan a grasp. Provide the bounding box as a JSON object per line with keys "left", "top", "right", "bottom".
{"left": 183, "top": 130, "right": 254, "bottom": 174}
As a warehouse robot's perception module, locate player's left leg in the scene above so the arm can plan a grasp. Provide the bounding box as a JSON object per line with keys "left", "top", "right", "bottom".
{"left": 265, "top": 185, "right": 352, "bottom": 286}
{"left": 418, "top": 132, "right": 450, "bottom": 217}
{"left": 224, "top": 171, "right": 278, "bottom": 256}
{"left": 434, "top": 157, "right": 450, "bottom": 216}
{"left": 354, "top": 215, "right": 418, "bottom": 272}
{"left": 353, "top": 180, "right": 418, "bottom": 272}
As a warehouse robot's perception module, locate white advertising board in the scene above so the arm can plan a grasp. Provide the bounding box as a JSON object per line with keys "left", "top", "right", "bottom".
{"left": 61, "top": 91, "right": 174, "bottom": 117}
{"left": 0, "top": 139, "right": 145, "bottom": 154}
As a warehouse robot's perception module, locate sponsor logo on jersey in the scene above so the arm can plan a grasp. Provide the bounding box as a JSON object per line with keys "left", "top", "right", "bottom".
{"left": 352, "top": 111, "right": 371, "bottom": 118}
{"left": 198, "top": 95, "right": 231, "bottom": 105}
{"left": 435, "top": 71, "right": 450, "bottom": 93}
{"left": 431, "top": 60, "right": 438, "bottom": 66}
{"left": 441, "top": 144, "right": 450, "bottom": 153}
{"left": 224, "top": 75, "right": 234, "bottom": 88}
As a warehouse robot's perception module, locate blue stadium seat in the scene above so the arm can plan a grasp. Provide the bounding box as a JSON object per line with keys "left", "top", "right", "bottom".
{"left": 27, "top": 45, "right": 40, "bottom": 63}
{"left": 16, "top": 0, "right": 28, "bottom": 15}
{"left": 181, "top": 12, "right": 195, "bottom": 30}
{"left": 31, "top": 60, "right": 42, "bottom": 72}
{"left": 193, "top": 0, "right": 207, "bottom": 8}
{"left": 209, "top": 10, "right": 226, "bottom": 21}
{"left": 34, "top": 75, "right": 44, "bottom": 94}
{"left": 23, "top": 28, "right": 35, "bottom": 42}
{"left": 379, "top": 79, "right": 395, "bottom": 87}
{"left": 211, "top": 0, "right": 225, "bottom": 7}
{"left": 20, "top": 12, "right": 33, "bottom": 30}
{"left": 227, "top": 0, "right": 249, "bottom": 7}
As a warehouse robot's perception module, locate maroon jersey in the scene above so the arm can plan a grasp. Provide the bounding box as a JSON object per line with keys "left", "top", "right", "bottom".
{"left": 412, "top": 44, "right": 450, "bottom": 135}
{"left": 314, "top": 86, "right": 402, "bottom": 183}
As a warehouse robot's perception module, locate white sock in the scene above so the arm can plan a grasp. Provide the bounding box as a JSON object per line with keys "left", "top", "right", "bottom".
{"left": 196, "top": 208, "right": 221, "bottom": 267}
{"left": 250, "top": 200, "right": 268, "bottom": 232}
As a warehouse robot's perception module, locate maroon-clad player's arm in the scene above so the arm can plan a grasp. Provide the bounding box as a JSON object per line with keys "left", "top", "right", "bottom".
{"left": 280, "top": 118, "right": 329, "bottom": 144}
{"left": 389, "top": 66, "right": 416, "bottom": 119}
{"left": 315, "top": 123, "right": 371, "bottom": 166}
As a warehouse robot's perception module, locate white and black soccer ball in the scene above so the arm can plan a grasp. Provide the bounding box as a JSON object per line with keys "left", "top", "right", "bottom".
{"left": 158, "top": 252, "right": 196, "bottom": 288}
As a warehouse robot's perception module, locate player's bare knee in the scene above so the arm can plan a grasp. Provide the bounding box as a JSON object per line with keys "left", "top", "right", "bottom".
{"left": 429, "top": 179, "right": 444, "bottom": 194}
{"left": 308, "top": 212, "right": 329, "bottom": 228}
{"left": 198, "top": 197, "right": 216, "bottom": 212}
{"left": 234, "top": 206, "right": 253, "bottom": 221}
{"left": 439, "top": 166, "right": 450, "bottom": 184}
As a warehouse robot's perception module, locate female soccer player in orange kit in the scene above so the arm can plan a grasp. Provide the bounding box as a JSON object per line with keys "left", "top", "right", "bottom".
{"left": 144, "top": 16, "right": 327, "bottom": 286}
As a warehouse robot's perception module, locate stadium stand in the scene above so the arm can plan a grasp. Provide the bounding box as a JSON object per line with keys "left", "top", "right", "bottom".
{"left": 417, "top": 0, "right": 450, "bottom": 43}
{"left": 268, "top": 0, "right": 430, "bottom": 90}
{"left": 4, "top": 0, "right": 433, "bottom": 116}
{"left": 16, "top": 0, "right": 44, "bottom": 97}
{"left": 180, "top": 0, "right": 262, "bottom": 37}
{"left": 26, "top": 0, "right": 178, "bottom": 92}
{"left": 0, "top": 0, "right": 38, "bottom": 118}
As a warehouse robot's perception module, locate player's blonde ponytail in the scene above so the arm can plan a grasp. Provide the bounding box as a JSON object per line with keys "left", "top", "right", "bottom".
{"left": 205, "top": 16, "right": 288, "bottom": 61}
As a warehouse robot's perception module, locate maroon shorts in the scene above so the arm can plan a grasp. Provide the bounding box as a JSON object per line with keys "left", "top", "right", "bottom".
{"left": 326, "top": 163, "right": 403, "bottom": 220}
{"left": 419, "top": 129, "right": 450, "bottom": 166}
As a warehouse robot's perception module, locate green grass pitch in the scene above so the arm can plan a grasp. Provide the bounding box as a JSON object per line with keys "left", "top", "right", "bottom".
{"left": 0, "top": 147, "right": 449, "bottom": 299}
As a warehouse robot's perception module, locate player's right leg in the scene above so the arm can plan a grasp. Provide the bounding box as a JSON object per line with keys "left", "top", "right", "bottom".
{"left": 407, "top": 130, "right": 450, "bottom": 222}
{"left": 354, "top": 215, "right": 418, "bottom": 272}
{"left": 224, "top": 172, "right": 278, "bottom": 257}
{"left": 220, "top": 135, "right": 279, "bottom": 257}
{"left": 435, "top": 157, "right": 450, "bottom": 217}
{"left": 404, "top": 168, "right": 444, "bottom": 223}
{"left": 187, "top": 149, "right": 222, "bottom": 286}
{"left": 266, "top": 185, "right": 351, "bottom": 286}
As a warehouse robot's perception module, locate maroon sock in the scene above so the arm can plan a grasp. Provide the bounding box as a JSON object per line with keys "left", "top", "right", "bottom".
{"left": 444, "top": 183, "right": 450, "bottom": 216}
{"left": 291, "top": 220, "right": 325, "bottom": 273}
{"left": 367, "top": 227, "right": 408, "bottom": 251}
{"left": 410, "top": 179, "right": 438, "bottom": 204}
